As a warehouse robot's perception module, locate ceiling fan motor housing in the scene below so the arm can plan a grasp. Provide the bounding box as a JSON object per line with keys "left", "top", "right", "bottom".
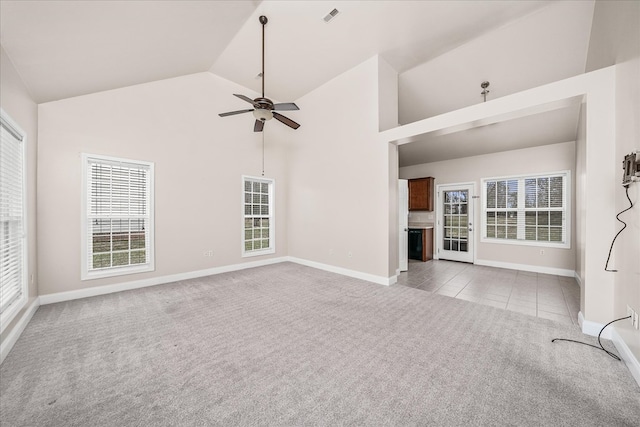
{"left": 254, "top": 97, "right": 274, "bottom": 110}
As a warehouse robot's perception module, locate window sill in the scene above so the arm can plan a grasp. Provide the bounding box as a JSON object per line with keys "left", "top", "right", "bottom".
{"left": 81, "top": 263, "right": 155, "bottom": 281}
{"left": 481, "top": 238, "right": 570, "bottom": 249}
{"left": 242, "top": 248, "right": 275, "bottom": 258}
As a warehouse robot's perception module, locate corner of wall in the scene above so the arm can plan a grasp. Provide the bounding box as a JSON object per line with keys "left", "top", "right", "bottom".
{"left": 0, "top": 44, "right": 40, "bottom": 358}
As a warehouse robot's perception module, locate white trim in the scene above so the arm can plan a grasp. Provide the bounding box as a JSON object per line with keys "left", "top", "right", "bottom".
{"left": 40, "top": 255, "right": 396, "bottom": 305}
{"left": 474, "top": 259, "right": 575, "bottom": 277}
{"left": 480, "top": 170, "right": 571, "bottom": 249}
{"left": 0, "top": 108, "right": 29, "bottom": 334}
{"left": 287, "top": 256, "right": 395, "bottom": 286}
{"left": 388, "top": 274, "right": 398, "bottom": 286}
{"left": 578, "top": 311, "right": 611, "bottom": 339}
{"left": 80, "top": 153, "right": 155, "bottom": 280}
{"left": 436, "top": 182, "right": 476, "bottom": 264}
{"left": 611, "top": 326, "right": 640, "bottom": 387}
{"left": 0, "top": 297, "right": 39, "bottom": 365}
{"left": 241, "top": 175, "right": 275, "bottom": 257}
{"left": 40, "top": 257, "right": 287, "bottom": 305}
{"left": 574, "top": 271, "right": 583, "bottom": 287}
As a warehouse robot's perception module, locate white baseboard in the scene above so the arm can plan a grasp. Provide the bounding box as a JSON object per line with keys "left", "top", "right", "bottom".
{"left": 2, "top": 256, "right": 394, "bottom": 365}
{"left": 573, "top": 271, "right": 583, "bottom": 288}
{"left": 474, "top": 259, "right": 575, "bottom": 277}
{"left": 578, "top": 312, "right": 640, "bottom": 387}
{"left": 578, "top": 311, "right": 611, "bottom": 339}
{"left": 0, "top": 297, "right": 40, "bottom": 364}
{"left": 39, "top": 256, "right": 396, "bottom": 306}
{"left": 286, "top": 256, "right": 395, "bottom": 286}
{"left": 39, "top": 257, "right": 289, "bottom": 305}
{"left": 611, "top": 326, "right": 640, "bottom": 387}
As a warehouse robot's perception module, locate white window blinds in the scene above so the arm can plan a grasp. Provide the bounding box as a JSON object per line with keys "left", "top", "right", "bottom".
{"left": 242, "top": 176, "right": 274, "bottom": 256}
{"left": 483, "top": 171, "right": 570, "bottom": 247}
{"left": 0, "top": 112, "right": 27, "bottom": 324}
{"left": 82, "top": 154, "right": 154, "bottom": 279}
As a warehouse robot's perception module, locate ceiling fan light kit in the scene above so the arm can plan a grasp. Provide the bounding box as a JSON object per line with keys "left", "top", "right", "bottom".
{"left": 218, "top": 15, "right": 301, "bottom": 132}
{"left": 253, "top": 109, "right": 273, "bottom": 121}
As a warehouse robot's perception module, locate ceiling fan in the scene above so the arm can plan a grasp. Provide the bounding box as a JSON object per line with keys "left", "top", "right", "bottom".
{"left": 218, "top": 15, "right": 300, "bottom": 132}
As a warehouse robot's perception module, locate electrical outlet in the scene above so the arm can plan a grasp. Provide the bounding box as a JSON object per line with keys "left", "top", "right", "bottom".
{"left": 627, "top": 306, "right": 637, "bottom": 327}
{"left": 347, "top": 251, "right": 353, "bottom": 258}
{"left": 203, "top": 250, "right": 213, "bottom": 257}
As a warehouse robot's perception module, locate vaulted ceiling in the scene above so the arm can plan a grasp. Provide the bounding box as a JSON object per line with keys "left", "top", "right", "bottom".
{"left": 0, "top": 0, "right": 596, "bottom": 166}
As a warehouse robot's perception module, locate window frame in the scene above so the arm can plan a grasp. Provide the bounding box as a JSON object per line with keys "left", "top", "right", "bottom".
{"left": 81, "top": 153, "right": 155, "bottom": 280}
{"left": 241, "top": 175, "right": 275, "bottom": 257}
{"left": 481, "top": 170, "right": 571, "bottom": 249}
{"left": 0, "top": 109, "right": 28, "bottom": 333}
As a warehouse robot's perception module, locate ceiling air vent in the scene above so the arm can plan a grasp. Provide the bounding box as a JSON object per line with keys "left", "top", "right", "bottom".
{"left": 323, "top": 8, "right": 340, "bottom": 23}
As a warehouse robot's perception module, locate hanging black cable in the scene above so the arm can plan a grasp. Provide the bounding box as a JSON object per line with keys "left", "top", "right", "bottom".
{"left": 551, "top": 316, "right": 630, "bottom": 360}
{"left": 605, "top": 186, "right": 634, "bottom": 272}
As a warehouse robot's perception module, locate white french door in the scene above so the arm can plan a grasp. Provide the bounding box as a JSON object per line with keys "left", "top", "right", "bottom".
{"left": 437, "top": 183, "right": 474, "bottom": 263}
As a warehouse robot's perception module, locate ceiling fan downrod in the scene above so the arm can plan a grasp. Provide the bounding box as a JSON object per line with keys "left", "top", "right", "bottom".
{"left": 260, "top": 15, "right": 267, "bottom": 98}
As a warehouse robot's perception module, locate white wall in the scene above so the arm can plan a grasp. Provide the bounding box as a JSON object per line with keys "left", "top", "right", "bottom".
{"left": 287, "top": 56, "right": 392, "bottom": 281}
{"left": 386, "top": 65, "right": 619, "bottom": 328}
{"left": 398, "top": 0, "right": 594, "bottom": 124}
{"left": 379, "top": 58, "right": 400, "bottom": 277}
{"left": 586, "top": 0, "right": 640, "bottom": 363}
{"left": 0, "top": 46, "right": 39, "bottom": 346}
{"left": 400, "top": 142, "right": 576, "bottom": 274}
{"left": 575, "top": 103, "right": 587, "bottom": 313}
{"left": 37, "top": 72, "right": 289, "bottom": 296}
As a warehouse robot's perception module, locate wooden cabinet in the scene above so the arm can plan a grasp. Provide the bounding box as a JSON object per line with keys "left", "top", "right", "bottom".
{"left": 423, "top": 228, "right": 433, "bottom": 261}
{"left": 408, "top": 177, "right": 434, "bottom": 211}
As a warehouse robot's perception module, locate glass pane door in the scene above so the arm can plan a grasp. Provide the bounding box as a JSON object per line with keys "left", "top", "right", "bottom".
{"left": 439, "top": 184, "right": 474, "bottom": 263}
{"left": 443, "top": 190, "right": 469, "bottom": 253}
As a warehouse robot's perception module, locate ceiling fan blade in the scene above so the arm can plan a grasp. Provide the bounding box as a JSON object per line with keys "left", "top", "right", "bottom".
{"left": 272, "top": 112, "right": 300, "bottom": 130}
{"left": 234, "top": 94, "right": 257, "bottom": 106}
{"left": 254, "top": 119, "right": 264, "bottom": 132}
{"left": 219, "top": 109, "right": 254, "bottom": 117}
{"left": 273, "top": 102, "right": 299, "bottom": 111}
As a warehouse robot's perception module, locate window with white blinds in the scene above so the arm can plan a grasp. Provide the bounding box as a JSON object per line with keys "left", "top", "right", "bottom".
{"left": 82, "top": 154, "right": 154, "bottom": 280}
{"left": 0, "top": 110, "right": 27, "bottom": 331}
{"left": 242, "top": 176, "right": 274, "bottom": 257}
{"left": 482, "top": 171, "right": 570, "bottom": 248}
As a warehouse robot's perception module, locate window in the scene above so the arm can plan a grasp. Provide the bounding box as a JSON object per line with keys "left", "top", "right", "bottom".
{"left": 82, "top": 154, "right": 154, "bottom": 280}
{"left": 0, "top": 110, "right": 28, "bottom": 332}
{"left": 482, "top": 171, "right": 570, "bottom": 248}
{"left": 242, "top": 176, "right": 274, "bottom": 256}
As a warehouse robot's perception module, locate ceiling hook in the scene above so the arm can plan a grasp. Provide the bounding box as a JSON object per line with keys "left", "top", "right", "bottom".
{"left": 481, "top": 81, "right": 490, "bottom": 102}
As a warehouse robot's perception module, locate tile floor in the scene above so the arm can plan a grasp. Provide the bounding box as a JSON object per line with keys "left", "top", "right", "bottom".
{"left": 396, "top": 259, "right": 581, "bottom": 327}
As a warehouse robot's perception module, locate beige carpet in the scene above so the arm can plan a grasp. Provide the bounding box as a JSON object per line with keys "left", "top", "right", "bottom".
{"left": 1, "top": 262, "right": 639, "bottom": 426}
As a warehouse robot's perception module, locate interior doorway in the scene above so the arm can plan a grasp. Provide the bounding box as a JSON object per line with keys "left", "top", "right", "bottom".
{"left": 398, "top": 179, "right": 408, "bottom": 272}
